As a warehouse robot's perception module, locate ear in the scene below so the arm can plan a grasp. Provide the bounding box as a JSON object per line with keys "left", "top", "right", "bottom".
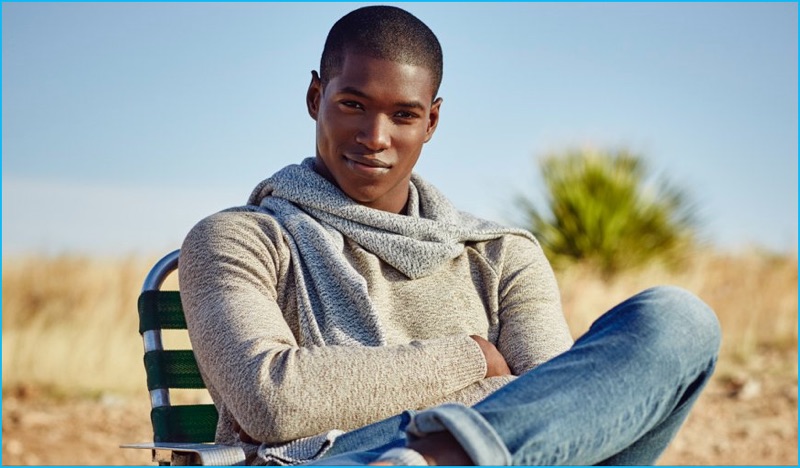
{"left": 423, "top": 97, "right": 443, "bottom": 143}
{"left": 306, "top": 71, "right": 322, "bottom": 120}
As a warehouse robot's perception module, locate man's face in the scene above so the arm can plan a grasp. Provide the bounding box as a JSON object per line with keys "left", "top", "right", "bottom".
{"left": 307, "top": 52, "right": 442, "bottom": 213}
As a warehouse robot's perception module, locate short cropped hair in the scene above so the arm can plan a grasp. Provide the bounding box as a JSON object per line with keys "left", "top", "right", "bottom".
{"left": 320, "top": 6, "right": 443, "bottom": 98}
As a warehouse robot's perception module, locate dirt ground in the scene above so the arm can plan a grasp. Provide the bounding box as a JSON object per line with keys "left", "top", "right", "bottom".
{"left": 2, "top": 348, "right": 797, "bottom": 466}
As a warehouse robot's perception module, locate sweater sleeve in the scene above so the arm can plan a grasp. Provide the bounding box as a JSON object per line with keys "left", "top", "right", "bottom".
{"left": 493, "top": 234, "right": 574, "bottom": 375}
{"left": 179, "top": 211, "right": 486, "bottom": 445}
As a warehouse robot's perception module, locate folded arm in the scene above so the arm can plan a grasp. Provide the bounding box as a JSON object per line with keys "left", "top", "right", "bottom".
{"left": 180, "top": 212, "right": 488, "bottom": 444}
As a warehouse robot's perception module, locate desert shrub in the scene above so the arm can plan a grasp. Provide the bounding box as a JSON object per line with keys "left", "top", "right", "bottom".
{"left": 517, "top": 148, "right": 700, "bottom": 277}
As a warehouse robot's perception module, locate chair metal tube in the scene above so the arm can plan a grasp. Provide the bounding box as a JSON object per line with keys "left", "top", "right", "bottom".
{"left": 142, "top": 249, "right": 180, "bottom": 292}
{"left": 150, "top": 388, "right": 171, "bottom": 408}
{"left": 143, "top": 330, "right": 164, "bottom": 353}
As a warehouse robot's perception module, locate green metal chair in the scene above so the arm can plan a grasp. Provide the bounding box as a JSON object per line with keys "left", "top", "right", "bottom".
{"left": 121, "top": 249, "right": 246, "bottom": 465}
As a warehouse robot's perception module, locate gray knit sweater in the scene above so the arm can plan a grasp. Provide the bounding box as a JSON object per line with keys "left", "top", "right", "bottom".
{"left": 179, "top": 159, "right": 573, "bottom": 465}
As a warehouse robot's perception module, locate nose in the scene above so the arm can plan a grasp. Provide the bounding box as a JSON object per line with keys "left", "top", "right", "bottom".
{"left": 355, "top": 114, "right": 391, "bottom": 152}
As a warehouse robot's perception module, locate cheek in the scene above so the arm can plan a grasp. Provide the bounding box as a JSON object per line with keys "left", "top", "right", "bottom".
{"left": 316, "top": 121, "right": 338, "bottom": 155}
{"left": 395, "top": 127, "right": 429, "bottom": 153}
{"left": 319, "top": 109, "right": 353, "bottom": 146}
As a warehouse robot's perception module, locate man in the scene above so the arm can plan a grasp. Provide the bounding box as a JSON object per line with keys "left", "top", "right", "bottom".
{"left": 179, "top": 5, "right": 720, "bottom": 465}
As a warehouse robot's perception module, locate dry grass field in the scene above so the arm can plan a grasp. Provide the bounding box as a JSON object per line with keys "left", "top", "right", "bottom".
{"left": 2, "top": 248, "right": 797, "bottom": 465}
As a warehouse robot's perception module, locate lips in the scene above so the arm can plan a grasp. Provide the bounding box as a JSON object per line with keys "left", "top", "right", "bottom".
{"left": 345, "top": 154, "right": 391, "bottom": 169}
{"left": 342, "top": 154, "right": 392, "bottom": 177}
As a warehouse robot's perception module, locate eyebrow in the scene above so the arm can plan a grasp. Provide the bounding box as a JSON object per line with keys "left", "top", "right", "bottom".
{"left": 338, "top": 86, "right": 427, "bottom": 110}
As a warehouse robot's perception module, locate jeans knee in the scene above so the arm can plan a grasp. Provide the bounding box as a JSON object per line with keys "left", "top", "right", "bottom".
{"left": 636, "top": 285, "right": 721, "bottom": 363}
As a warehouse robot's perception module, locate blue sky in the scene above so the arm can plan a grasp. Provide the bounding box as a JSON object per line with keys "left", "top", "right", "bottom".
{"left": 2, "top": 2, "right": 797, "bottom": 256}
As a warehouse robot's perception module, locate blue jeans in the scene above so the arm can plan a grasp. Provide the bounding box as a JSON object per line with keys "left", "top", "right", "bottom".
{"left": 313, "top": 286, "right": 721, "bottom": 466}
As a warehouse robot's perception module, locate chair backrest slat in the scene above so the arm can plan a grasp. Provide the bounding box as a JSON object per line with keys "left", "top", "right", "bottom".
{"left": 151, "top": 405, "right": 219, "bottom": 443}
{"left": 138, "top": 291, "right": 187, "bottom": 333}
{"left": 144, "top": 350, "right": 208, "bottom": 390}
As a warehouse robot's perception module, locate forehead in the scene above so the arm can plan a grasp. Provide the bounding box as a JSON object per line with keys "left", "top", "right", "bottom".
{"left": 327, "top": 52, "right": 436, "bottom": 104}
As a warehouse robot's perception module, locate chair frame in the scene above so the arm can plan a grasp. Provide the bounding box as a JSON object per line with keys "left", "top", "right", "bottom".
{"left": 121, "top": 249, "right": 246, "bottom": 466}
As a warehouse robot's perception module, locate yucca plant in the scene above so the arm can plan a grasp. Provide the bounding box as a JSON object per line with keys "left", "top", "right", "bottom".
{"left": 516, "top": 148, "right": 700, "bottom": 277}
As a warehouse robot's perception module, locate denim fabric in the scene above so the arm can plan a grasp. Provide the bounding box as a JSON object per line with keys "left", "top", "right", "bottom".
{"left": 312, "top": 286, "right": 721, "bottom": 466}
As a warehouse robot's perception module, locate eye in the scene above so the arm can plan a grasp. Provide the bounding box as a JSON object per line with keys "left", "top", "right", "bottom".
{"left": 393, "top": 110, "right": 419, "bottom": 120}
{"left": 339, "top": 100, "right": 364, "bottom": 111}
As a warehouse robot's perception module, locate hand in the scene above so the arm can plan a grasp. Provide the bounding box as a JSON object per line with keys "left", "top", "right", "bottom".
{"left": 231, "top": 419, "right": 261, "bottom": 445}
{"left": 470, "top": 335, "right": 511, "bottom": 378}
